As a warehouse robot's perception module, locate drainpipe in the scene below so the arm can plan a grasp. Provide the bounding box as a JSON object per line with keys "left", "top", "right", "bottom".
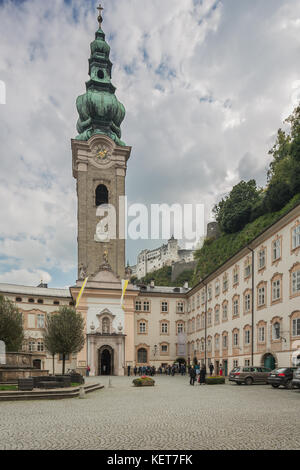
{"left": 203, "top": 282, "right": 208, "bottom": 369}
{"left": 247, "top": 246, "right": 255, "bottom": 367}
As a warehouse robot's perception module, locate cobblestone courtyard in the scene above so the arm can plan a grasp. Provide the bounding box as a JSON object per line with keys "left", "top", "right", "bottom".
{"left": 0, "top": 376, "right": 299, "bottom": 450}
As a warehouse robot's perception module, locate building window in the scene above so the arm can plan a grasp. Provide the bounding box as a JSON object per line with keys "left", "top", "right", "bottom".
{"left": 192, "top": 297, "right": 195, "bottom": 310}
{"left": 223, "top": 275, "right": 228, "bottom": 292}
{"left": 258, "top": 327, "right": 265, "bottom": 343}
{"left": 196, "top": 316, "right": 200, "bottom": 330}
{"left": 244, "top": 264, "right": 251, "bottom": 278}
{"left": 258, "top": 286, "right": 266, "bottom": 306}
{"left": 177, "top": 323, "right": 184, "bottom": 334}
{"left": 196, "top": 295, "right": 200, "bottom": 308}
{"left": 161, "top": 322, "right": 168, "bottom": 334}
{"left": 223, "top": 335, "right": 228, "bottom": 349}
{"left": 37, "top": 299, "right": 44, "bottom": 304}
{"left": 245, "top": 359, "right": 250, "bottom": 367}
{"left": 135, "top": 300, "right": 142, "bottom": 311}
{"left": 273, "top": 238, "right": 281, "bottom": 261}
{"left": 222, "top": 303, "right": 228, "bottom": 321}
{"left": 37, "top": 341, "right": 44, "bottom": 352}
{"left": 245, "top": 330, "right": 251, "bottom": 345}
{"left": 37, "top": 314, "right": 45, "bottom": 329}
{"left": 201, "top": 314, "right": 205, "bottom": 329}
{"left": 201, "top": 290, "right": 206, "bottom": 304}
{"left": 161, "top": 301, "right": 168, "bottom": 313}
{"left": 28, "top": 298, "right": 34, "bottom": 303}
{"left": 233, "top": 360, "right": 239, "bottom": 368}
{"left": 207, "top": 287, "right": 212, "bottom": 301}
{"left": 215, "top": 306, "right": 220, "bottom": 324}
{"left": 28, "top": 341, "right": 35, "bottom": 352}
{"left": 292, "top": 226, "right": 300, "bottom": 249}
{"left": 137, "top": 348, "right": 147, "bottom": 363}
{"left": 207, "top": 310, "right": 212, "bottom": 326}
{"left": 244, "top": 293, "right": 251, "bottom": 313}
{"left": 233, "top": 298, "right": 239, "bottom": 317}
{"left": 16, "top": 297, "right": 22, "bottom": 302}
{"left": 215, "top": 281, "right": 220, "bottom": 296}
{"left": 292, "top": 270, "right": 300, "bottom": 295}
{"left": 201, "top": 340, "right": 205, "bottom": 352}
{"left": 292, "top": 318, "right": 300, "bottom": 337}
{"left": 207, "top": 338, "right": 212, "bottom": 352}
{"left": 177, "top": 302, "right": 184, "bottom": 313}
{"left": 143, "top": 301, "right": 150, "bottom": 312}
{"left": 215, "top": 336, "right": 220, "bottom": 350}
{"left": 161, "top": 344, "right": 168, "bottom": 353}
{"left": 102, "top": 317, "right": 110, "bottom": 334}
{"left": 233, "top": 268, "right": 239, "bottom": 285}
{"left": 233, "top": 332, "right": 239, "bottom": 347}
{"left": 139, "top": 322, "right": 146, "bottom": 334}
{"left": 59, "top": 353, "right": 70, "bottom": 361}
{"left": 272, "top": 279, "right": 281, "bottom": 301}
{"left": 53, "top": 301, "right": 60, "bottom": 306}
{"left": 273, "top": 322, "right": 281, "bottom": 340}
{"left": 258, "top": 249, "right": 266, "bottom": 270}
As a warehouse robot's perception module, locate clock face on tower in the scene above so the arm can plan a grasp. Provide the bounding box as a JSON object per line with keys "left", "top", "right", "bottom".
{"left": 93, "top": 145, "right": 111, "bottom": 162}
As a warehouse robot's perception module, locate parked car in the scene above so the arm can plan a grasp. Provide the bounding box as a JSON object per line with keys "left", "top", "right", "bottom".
{"left": 292, "top": 367, "right": 300, "bottom": 389}
{"left": 229, "top": 366, "right": 271, "bottom": 385}
{"left": 267, "top": 367, "right": 297, "bottom": 389}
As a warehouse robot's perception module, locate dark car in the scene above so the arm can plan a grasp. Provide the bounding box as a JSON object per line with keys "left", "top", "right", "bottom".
{"left": 292, "top": 367, "right": 300, "bottom": 389}
{"left": 229, "top": 366, "right": 271, "bottom": 385}
{"left": 267, "top": 367, "right": 297, "bottom": 389}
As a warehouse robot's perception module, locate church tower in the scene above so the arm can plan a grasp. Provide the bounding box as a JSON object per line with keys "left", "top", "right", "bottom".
{"left": 71, "top": 5, "right": 131, "bottom": 280}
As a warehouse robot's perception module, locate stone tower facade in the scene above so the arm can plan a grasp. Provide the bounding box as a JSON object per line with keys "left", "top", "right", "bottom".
{"left": 71, "top": 7, "right": 131, "bottom": 280}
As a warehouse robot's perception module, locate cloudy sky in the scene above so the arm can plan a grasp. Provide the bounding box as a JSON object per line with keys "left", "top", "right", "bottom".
{"left": 0, "top": 0, "right": 300, "bottom": 288}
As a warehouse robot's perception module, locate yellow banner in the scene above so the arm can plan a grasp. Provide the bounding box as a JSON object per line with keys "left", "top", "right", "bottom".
{"left": 120, "top": 279, "right": 129, "bottom": 309}
{"left": 76, "top": 277, "right": 89, "bottom": 308}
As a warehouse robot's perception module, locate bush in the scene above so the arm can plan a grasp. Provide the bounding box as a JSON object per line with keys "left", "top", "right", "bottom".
{"left": 205, "top": 376, "right": 225, "bottom": 385}
{"left": 132, "top": 376, "right": 155, "bottom": 387}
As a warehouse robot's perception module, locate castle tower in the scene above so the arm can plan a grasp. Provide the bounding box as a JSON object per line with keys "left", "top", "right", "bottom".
{"left": 71, "top": 5, "right": 131, "bottom": 280}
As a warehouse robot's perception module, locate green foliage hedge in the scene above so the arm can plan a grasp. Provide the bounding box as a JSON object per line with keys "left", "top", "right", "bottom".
{"left": 193, "top": 194, "right": 300, "bottom": 283}
{"left": 133, "top": 377, "right": 155, "bottom": 387}
{"left": 134, "top": 266, "right": 194, "bottom": 288}
{"left": 205, "top": 377, "right": 225, "bottom": 385}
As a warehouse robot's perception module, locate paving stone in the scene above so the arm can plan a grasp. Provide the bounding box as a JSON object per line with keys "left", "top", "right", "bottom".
{"left": 0, "top": 376, "right": 299, "bottom": 450}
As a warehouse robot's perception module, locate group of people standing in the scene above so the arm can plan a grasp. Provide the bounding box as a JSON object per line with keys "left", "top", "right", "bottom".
{"left": 189, "top": 364, "right": 207, "bottom": 385}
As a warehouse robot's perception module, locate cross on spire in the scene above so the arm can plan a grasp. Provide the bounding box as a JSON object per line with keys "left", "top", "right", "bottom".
{"left": 97, "top": 3, "right": 104, "bottom": 28}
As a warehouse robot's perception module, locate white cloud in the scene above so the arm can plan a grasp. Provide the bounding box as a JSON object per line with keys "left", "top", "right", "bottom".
{"left": 0, "top": 0, "right": 299, "bottom": 285}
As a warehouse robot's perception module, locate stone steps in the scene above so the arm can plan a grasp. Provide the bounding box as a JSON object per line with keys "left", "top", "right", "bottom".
{"left": 0, "top": 382, "right": 103, "bottom": 401}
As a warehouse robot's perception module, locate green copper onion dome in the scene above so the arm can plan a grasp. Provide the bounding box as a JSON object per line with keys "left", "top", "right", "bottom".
{"left": 75, "top": 5, "right": 126, "bottom": 146}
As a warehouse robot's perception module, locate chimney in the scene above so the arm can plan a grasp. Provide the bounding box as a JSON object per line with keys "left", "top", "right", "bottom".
{"left": 150, "top": 280, "right": 155, "bottom": 288}
{"left": 183, "top": 281, "right": 189, "bottom": 289}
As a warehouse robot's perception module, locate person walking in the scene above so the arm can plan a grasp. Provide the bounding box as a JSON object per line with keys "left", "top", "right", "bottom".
{"left": 127, "top": 365, "right": 131, "bottom": 377}
{"left": 209, "top": 363, "right": 214, "bottom": 376}
{"left": 134, "top": 366, "right": 137, "bottom": 376}
{"left": 219, "top": 365, "right": 223, "bottom": 377}
{"left": 189, "top": 367, "right": 196, "bottom": 386}
{"left": 86, "top": 365, "right": 90, "bottom": 377}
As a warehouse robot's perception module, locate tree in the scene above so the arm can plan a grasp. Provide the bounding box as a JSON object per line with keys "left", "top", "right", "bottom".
{"left": 213, "top": 180, "right": 261, "bottom": 234}
{"left": 43, "top": 306, "right": 85, "bottom": 374}
{"left": 0, "top": 295, "right": 24, "bottom": 352}
{"left": 264, "top": 180, "right": 292, "bottom": 213}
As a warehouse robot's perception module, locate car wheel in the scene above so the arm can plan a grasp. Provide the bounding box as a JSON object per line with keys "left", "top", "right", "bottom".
{"left": 285, "top": 380, "right": 293, "bottom": 390}
{"left": 271, "top": 384, "right": 280, "bottom": 388}
{"left": 245, "top": 377, "right": 253, "bottom": 386}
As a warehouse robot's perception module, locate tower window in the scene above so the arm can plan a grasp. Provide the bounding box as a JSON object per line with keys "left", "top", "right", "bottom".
{"left": 97, "top": 69, "right": 104, "bottom": 79}
{"left": 96, "top": 184, "right": 108, "bottom": 206}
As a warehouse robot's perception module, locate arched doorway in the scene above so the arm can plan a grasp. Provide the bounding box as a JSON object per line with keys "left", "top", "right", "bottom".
{"left": 98, "top": 346, "right": 114, "bottom": 375}
{"left": 263, "top": 353, "right": 276, "bottom": 370}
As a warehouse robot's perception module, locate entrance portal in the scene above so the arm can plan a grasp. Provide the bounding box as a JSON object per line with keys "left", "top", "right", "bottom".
{"left": 98, "top": 346, "right": 114, "bottom": 375}
{"left": 263, "top": 353, "right": 276, "bottom": 370}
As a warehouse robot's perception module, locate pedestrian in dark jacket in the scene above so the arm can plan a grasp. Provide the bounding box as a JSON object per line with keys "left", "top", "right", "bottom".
{"left": 199, "top": 365, "right": 206, "bottom": 385}
{"left": 209, "top": 363, "right": 214, "bottom": 376}
{"left": 189, "top": 367, "right": 196, "bottom": 386}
